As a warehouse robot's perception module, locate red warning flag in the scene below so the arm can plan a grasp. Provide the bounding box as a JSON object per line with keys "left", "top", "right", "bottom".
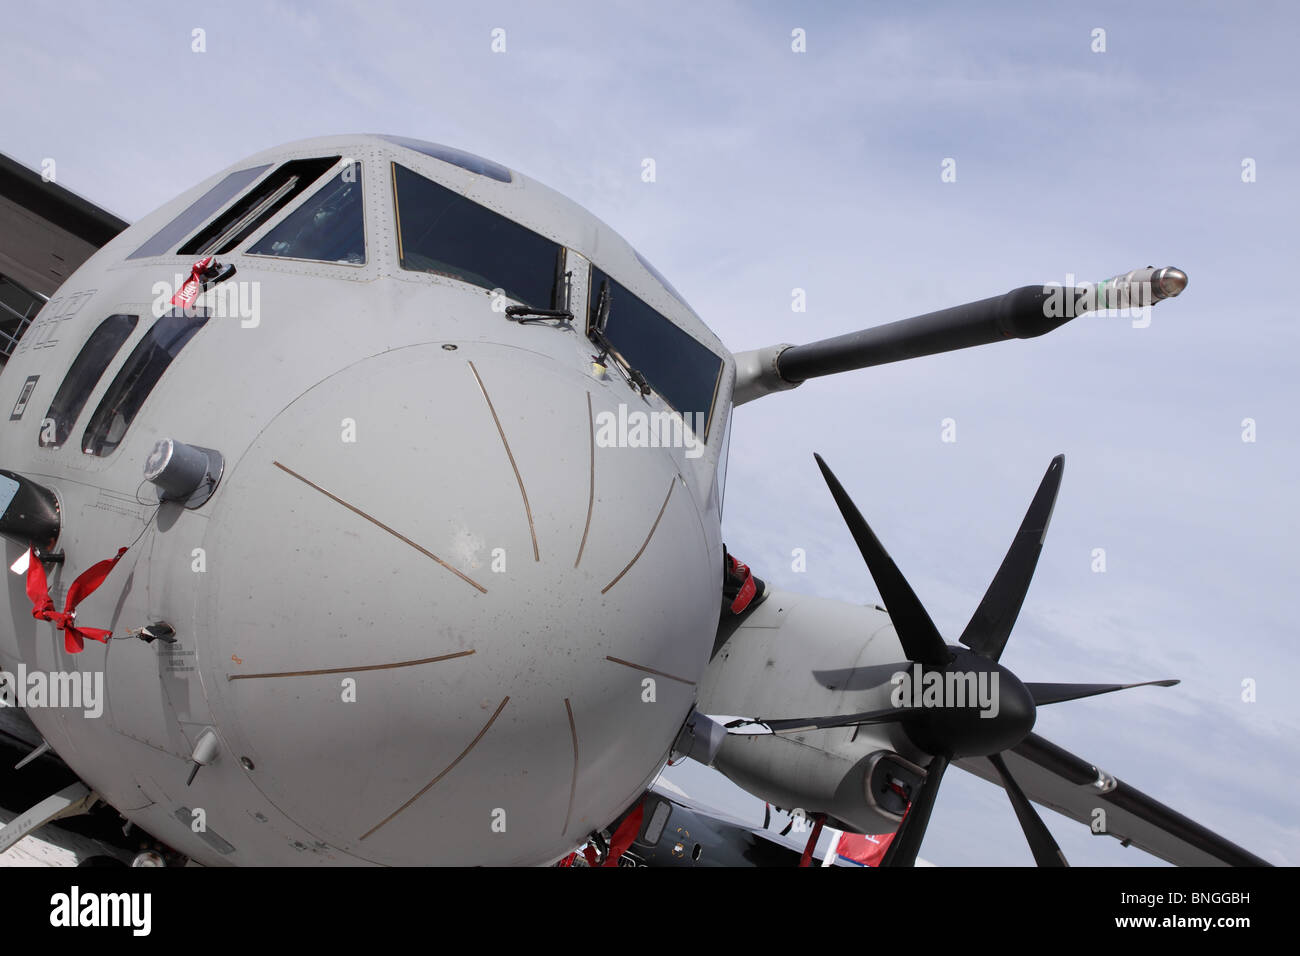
{"left": 727, "top": 554, "right": 757, "bottom": 614}
{"left": 835, "top": 831, "right": 895, "bottom": 867}
{"left": 170, "top": 256, "right": 214, "bottom": 309}
{"left": 26, "top": 547, "right": 129, "bottom": 653}
{"left": 601, "top": 802, "right": 644, "bottom": 867}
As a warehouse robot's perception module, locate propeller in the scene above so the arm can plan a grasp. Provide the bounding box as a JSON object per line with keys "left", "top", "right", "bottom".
{"left": 1026, "top": 679, "right": 1179, "bottom": 706}
{"left": 880, "top": 753, "right": 948, "bottom": 867}
{"left": 987, "top": 752, "right": 1066, "bottom": 867}
{"left": 730, "top": 453, "right": 1178, "bottom": 867}
{"left": 725, "top": 706, "right": 927, "bottom": 735}
{"left": 814, "top": 456, "right": 949, "bottom": 667}
{"left": 956, "top": 455, "right": 1064, "bottom": 662}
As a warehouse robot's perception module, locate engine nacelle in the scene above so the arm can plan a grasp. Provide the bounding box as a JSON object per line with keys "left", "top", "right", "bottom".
{"left": 697, "top": 588, "right": 935, "bottom": 834}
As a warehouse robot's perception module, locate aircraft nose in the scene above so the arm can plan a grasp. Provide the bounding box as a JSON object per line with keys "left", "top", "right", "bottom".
{"left": 197, "top": 342, "right": 718, "bottom": 864}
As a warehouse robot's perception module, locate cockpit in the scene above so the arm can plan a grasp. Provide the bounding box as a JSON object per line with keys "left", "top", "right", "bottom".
{"left": 37, "top": 136, "right": 729, "bottom": 460}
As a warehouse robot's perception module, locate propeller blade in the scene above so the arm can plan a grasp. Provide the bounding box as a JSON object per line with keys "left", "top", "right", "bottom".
{"left": 958, "top": 455, "right": 1065, "bottom": 662}
{"left": 881, "top": 753, "right": 948, "bottom": 867}
{"left": 724, "top": 705, "right": 923, "bottom": 735}
{"left": 988, "top": 751, "right": 1068, "bottom": 866}
{"left": 814, "top": 454, "right": 949, "bottom": 667}
{"left": 1026, "top": 679, "right": 1179, "bottom": 706}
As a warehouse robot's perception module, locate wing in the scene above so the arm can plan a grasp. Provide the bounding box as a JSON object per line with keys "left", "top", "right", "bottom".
{"left": 956, "top": 732, "right": 1270, "bottom": 867}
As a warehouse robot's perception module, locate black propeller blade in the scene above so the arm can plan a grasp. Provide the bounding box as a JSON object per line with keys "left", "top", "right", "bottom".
{"left": 752, "top": 453, "right": 1181, "bottom": 866}
{"left": 724, "top": 705, "right": 923, "bottom": 735}
{"left": 988, "top": 752, "right": 1068, "bottom": 866}
{"left": 814, "top": 454, "right": 949, "bottom": 667}
{"left": 958, "top": 455, "right": 1064, "bottom": 662}
{"left": 1026, "top": 679, "right": 1179, "bottom": 706}
{"left": 880, "top": 753, "right": 949, "bottom": 867}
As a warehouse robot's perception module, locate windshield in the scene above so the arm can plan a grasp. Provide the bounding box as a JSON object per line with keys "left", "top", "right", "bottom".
{"left": 587, "top": 266, "right": 724, "bottom": 442}
{"left": 248, "top": 163, "right": 365, "bottom": 264}
{"left": 391, "top": 162, "right": 561, "bottom": 308}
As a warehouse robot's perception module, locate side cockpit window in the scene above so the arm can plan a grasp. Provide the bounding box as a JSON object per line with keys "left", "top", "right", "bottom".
{"left": 391, "top": 162, "right": 561, "bottom": 309}
{"left": 588, "top": 267, "right": 724, "bottom": 442}
{"left": 127, "top": 166, "right": 271, "bottom": 260}
{"left": 248, "top": 162, "right": 365, "bottom": 264}
{"left": 179, "top": 157, "right": 340, "bottom": 257}
{"left": 126, "top": 156, "right": 348, "bottom": 261}
{"left": 38, "top": 313, "right": 138, "bottom": 449}
{"left": 81, "top": 313, "right": 208, "bottom": 457}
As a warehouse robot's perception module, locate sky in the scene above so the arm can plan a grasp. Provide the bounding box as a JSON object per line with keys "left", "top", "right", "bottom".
{"left": 2, "top": 0, "right": 1296, "bottom": 866}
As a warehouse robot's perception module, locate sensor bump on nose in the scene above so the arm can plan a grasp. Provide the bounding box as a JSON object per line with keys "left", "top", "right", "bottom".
{"left": 144, "top": 438, "right": 224, "bottom": 508}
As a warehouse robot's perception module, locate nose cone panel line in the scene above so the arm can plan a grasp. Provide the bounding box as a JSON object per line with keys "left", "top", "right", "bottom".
{"left": 194, "top": 341, "right": 717, "bottom": 864}
{"left": 467, "top": 360, "right": 539, "bottom": 563}
{"left": 273, "top": 460, "right": 488, "bottom": 593}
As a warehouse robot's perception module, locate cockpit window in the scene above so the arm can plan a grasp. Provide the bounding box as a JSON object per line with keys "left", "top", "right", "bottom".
{"left": 81, "top": 312, "right": 208, "bottom": 457}
{"left": 391, "top": 162, "right": 562, "bottom": 308}
{"left": 180, "top": 157, "right": 340, "bottom": 257}
{"left": 38, "top": 313, "right": 138, "bottom": 449}
{"left": 380, "top": 135, "right": 512, "bottom": 183}
{"left": 588, "top": 266, "right": 724, "bottom": 441}
{"left": 716, "top": 405, "right": 734, "bottom": 514}
{"left": 127, "top": 165, "right": 271, "bottom": 260}
{"left": 247, "top": 163, "right": 365, "bottom": 264}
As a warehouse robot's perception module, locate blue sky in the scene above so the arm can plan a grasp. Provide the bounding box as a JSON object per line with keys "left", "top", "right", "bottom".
{"left": 3, "top": 0, "right": 1296, "bottom": 865}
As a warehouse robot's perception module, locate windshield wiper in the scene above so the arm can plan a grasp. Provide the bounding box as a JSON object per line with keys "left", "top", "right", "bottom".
{"left": 505, "top": 305, "right": 574, "bottom": 323}
{"left": 505, "top": 257, "right": 575, "bottom": 323}
{"left": 589, "top": 282, "right": 651, "bottom": 396}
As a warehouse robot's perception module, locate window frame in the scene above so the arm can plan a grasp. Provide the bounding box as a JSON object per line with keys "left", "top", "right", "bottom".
{"left": 126, "top": 165, "right": 273, "bottom": 260}
{"left": 244, "top": 160, "right": 367, "bottom": 267}
{"left": 80, "top": 311, "right": 210, "bottom": 458}
{"left": 178, "top": 157, "right": 341, "bottom": 258}
{"left": 389, "top": 161, "right": 563, "bottom": 309}
{"left": 585, "top": 264, "right": 725, "bottom": 444}
{"left": 37, "top": 313, "right": 139, "bottom": 450}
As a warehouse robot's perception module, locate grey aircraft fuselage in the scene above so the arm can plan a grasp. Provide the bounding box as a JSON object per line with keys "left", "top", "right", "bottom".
{"left": 1, "top": 134, "right": 1254, "bottom": 869}
{"left": 0, "top": 135, "right": 755, "bottom": 865}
